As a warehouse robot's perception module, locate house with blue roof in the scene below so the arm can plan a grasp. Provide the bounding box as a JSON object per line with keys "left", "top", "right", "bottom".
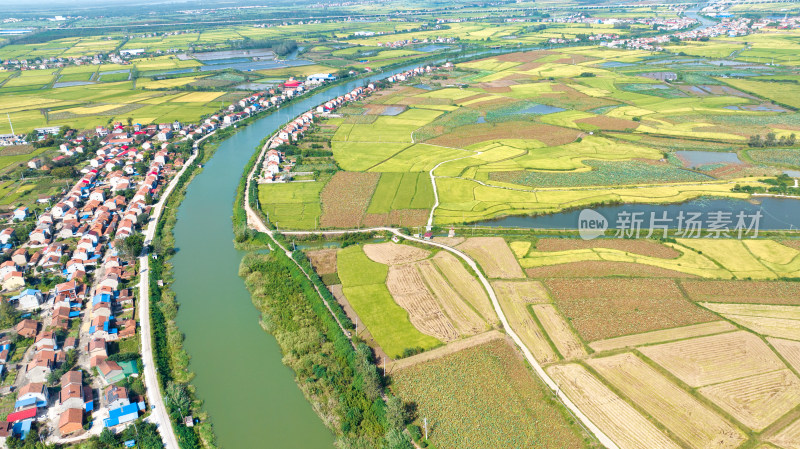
{"left": 11, "top": 289, "right": 43, "bottom": 311}
{"left": 104, "top": 402, "right": 144, "bottom": 428}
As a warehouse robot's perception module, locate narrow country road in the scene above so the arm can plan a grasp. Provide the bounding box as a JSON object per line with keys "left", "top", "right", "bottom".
{"left": 138, "top": 132, "right": 214, "bottom": 449}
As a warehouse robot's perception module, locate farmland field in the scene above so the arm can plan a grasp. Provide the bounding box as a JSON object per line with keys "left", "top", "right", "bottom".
{"left": 547, "top": 363, "right": 681, "bottom": 449}
{"left": 546, "top": 278, "right": 717, "bottom": 342}
{"left": 588, "top": 353, "right": 746, "bottom": 449}
{"left": 392, "top": 339, "right": 594, "bottom": 449}
{"left": 337, "top": 245, "right": 441, "bottom": 357}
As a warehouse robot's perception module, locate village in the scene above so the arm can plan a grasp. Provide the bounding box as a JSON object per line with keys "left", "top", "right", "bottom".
{"left": 0, "top": 68, "right": 338, "bottom": 444}
{"left": 257, "top": 65, "right": 441, "bottom": 184}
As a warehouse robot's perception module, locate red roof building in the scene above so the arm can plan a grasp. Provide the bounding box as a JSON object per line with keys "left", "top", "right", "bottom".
{"left": 7, "top": 408, "right": 36, "bottom": 422}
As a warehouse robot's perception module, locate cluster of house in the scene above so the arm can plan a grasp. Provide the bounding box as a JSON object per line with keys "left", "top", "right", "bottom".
{"left": 752, "top": 15, "right": 800, "bottom": 30}
{"left": 0, "top": 77, "right": 318, "bottom": 441}
{"left": 602, "top": 17, "right": 754, "bottom": 51}
{"left": 259, "top": 64, "right": 440, "bottom": 183}
{"left": 375, "top": 36, "right": 457, "bottom": 49}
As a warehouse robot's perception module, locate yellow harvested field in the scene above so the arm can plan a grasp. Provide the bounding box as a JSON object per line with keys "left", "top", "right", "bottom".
{"left": 491, "top": 280, "right": 551, "bottom": 304}
{"left": 65, "top": 103, "right": 124, "bottom": 115}
{"left": 588, "top": 353, "right": 746, "bottom": 449}
{"left": 456, "top": 237, "right": 524, "bottom": 278}
{"left": 532, "top": 304, "right": 586, "bottom": 359}
{"left": 721, "top": 315, "right": 800, "bottom": 341}
{"left": 496, "top": 287, "right": 557, "bottom": 364}
{"left": 307, "top": 249, "right": 337, "bottom": 275}
{"left": 589, "top": 321, "right": 737, "bottom": 353}
{"left": 386, "top": 264, "right": 459, "bottom": 342}
{"left": 417, "top": 260, "right": 485, "bottom": 336}
{"left": 769, "top": 417, "right": 800, "bottom": 449}
{"left": 639, "top": 331, "right": 785, "bottom": 387}
{"left": 432, "top": 251, "right": 496, "bottom": 324}
{"left": 701, "top": 303, "right": 800, "bottom": 321}
{"left": 699, "top": 369, "right": 800, "bottom": 431}
{"left": 363, "top": 242, "right": 430, "bottom": 265}
{"left": 547, "top": 363, "right": 682, "bottom": 449}
{"left": 173, "top": 91, "right": 225, "bottom": 103}
{"left": 769, "top": 338, "right": 800, "bottom": 373}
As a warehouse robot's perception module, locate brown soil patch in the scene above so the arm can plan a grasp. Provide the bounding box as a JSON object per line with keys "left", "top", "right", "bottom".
{"left": 457, "top": 93, "right": 490, "bottom": 103}
{"left": 681, "top": 280, "right": 800, "bottom": 305}
{"left": 306, "top": 249, "right": 337, "bottom": 275}
{"left": 526, "top": 261, "right": 697, "bottom": 278}
{"left": 576, "top": 115, "right": 639, "bottom": 131}
{"left": 362, "top": 209, "right": 428, "bottom": 227}
{"left": 461, "top": 96, "right": 516, "bottom": 109}
{"left": 481, "top": 86, "right": 512, "bottom": 93}
{"left": 363, "top": 242, "right": 430, "bottom": 265}
{"left": 432, "top": 236, "right": 465, "bottom": 246}
{"left": 425, "top": 121, "right": 579, "bottom": 148}
{"left": 515, "top": 61, "right": 544, "bottom": 71}
{"left": 779, "top": 240, "right": 800, "bottom": 251}
{"left": 386, "top": 264, "right": 459, "bottom": 342}
{"left": 396, "top": 96, "right": 453, "bottom": 106}
{"left": 535, "top": 238, "right": 680, "bottom": 259}
{"left": 493, "top": 50, "right": 554, "bottom": 63}
{"left": 479, "top": 79, "right": 518, "bottom": 88}
{"left": 319, "top": 172, "right": 379, "bottom": 228}
{"left": 553, "top": 55, "right": 596, "bottom": 64}
{"left": 364, "top": 103, "right": 407, "bottom": 115}
{"left": 546, "top": 278, "right": 717, "bottom": 342}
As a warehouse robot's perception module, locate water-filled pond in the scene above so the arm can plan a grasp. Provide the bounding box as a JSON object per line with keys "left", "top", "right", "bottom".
{"left": 676, "top": 151, "right": 742, "bottom": 168}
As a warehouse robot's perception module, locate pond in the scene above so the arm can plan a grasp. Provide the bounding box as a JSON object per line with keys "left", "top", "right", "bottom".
{"left": 477, "top": 197, "right": 800, "bottom": 231}
{"left": 517, "top": 104, "right": 565, "bottom": 115}
{"left": 416, "top": 44, "right": 452, "bottom": 52}
{"left": 381, "top": 106, "right": 405, "bottom": 116}
{"left": 601, "top": 61, "right": 633, "bottom": 68}
{"left": 198, "top": 59, "right": 313, "bottom": 72}
{"left": 676, "top": 150, "right": 742, "bottom": 168}
{"left": 784, "top": 170, "right": 800, "bottom": 177}
{"left": 53, "top": 81, "right": 95, "bottom": 88}
{"left": 725, "top": 104, "right": 785, "bottom": 112}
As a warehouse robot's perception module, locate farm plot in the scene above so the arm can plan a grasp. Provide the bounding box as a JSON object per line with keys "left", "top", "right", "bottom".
{"left": 546, "top": 278, "right": 717, "bottom": 342}
{"left": 306, "top": 249, "right": 337, "bottom": 275}
{"left": 525, "top": 261, "right": 698, "bottom": 278}
{"left": 713, "top": 314, "right": 800, "bottom": 341}
{"left": 258, "top": 179, "right": 325, "bottom": 230}
{"left": 531, "top": 304, "right": 586, "bottom": 359}
{"left": 362, "top": 242, "right": 429, "bottom": 265}
{"left": 432, "top": 251, "right": 496, "bottom": 324}
{"left": 535, "top": 238, "right": 680, "bottom": 259}
{"left": 699, "top": 369, "right": 800, "bottom": 431}
{"left": 491, "top": 280, "right": 551, "bottom": 304}
{"left": 319, "top": 171, "right": 379, "bottom": 228}
{"left": 366, "top": 172, "right": 434, "bottom": 214}
{"left": 589, "top": 321, "right": 737, "bottom": 353}
{"left": 337, "top": 245, "right": 441, "bottom": 357}
{"left": 681, "top": 280, "right": 800, "bottom": 305}
{"left": 417, "top": 260, "right": 486, "bottom": 335}
{"left": 588, "top": 353, "right": 746, "bottom": 449}
{"left": 639, "top": 331, "right": 786, "bottom": 387}
{"left": 456, "top": 237, "right": 524, "bottom": 278}
{"left": 547, "top": 363, "right": 682, "bottom": 449}
{"left": 678, "top": 239, "right": 777, "bottom": 279}
{"left": 769, "top": 338, "right": 800, "bottom": 373}
{"left": 769, "top": 416, "right": 800, "bottom": 449}
{"left": 495, "top": 284, "right": 558, "bottom": 364}
{"left": 392, "top": 339, "right": 593, "bottom": 449}
{"left": 386, "top": 263, "right": 460, "bottom": 342}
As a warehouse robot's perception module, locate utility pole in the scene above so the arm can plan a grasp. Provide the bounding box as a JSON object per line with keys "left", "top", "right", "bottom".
{"left": 6, "top": 113, "right": 14, "bottom": 136}
{"left": 424, "top": 417, "right": 428, "bottom": 440}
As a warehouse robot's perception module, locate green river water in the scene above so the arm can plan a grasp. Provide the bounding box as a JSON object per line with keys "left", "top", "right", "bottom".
{"left": 170, "top": 65, "right": 426, "bottom": 448}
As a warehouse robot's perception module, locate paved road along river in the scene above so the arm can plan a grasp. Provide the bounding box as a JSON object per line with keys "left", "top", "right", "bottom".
{"left": 170, "top": 63, "right": 435, "bottom": 448}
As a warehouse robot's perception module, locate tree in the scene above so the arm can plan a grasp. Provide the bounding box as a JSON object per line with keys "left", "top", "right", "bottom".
{"left": 116, "top": 234, "right": 145, "bottom": 261}
{"left": 385, "top": 395, "right": 408, "bottom": 430}
{"left": 50, "top": 165, "right": 76, "bottom": 179}
{"left": 165, "top": 381, "right": 191, "bottom": 418}
{"left": 127, "top": 117, "right": 133, "bottom": 127}
{"left": 766, "top": 132, "right": 777, "bottom": 147}
{"left": 0, "top": 299, "right": 20, "bottom": 329}
{"left": 99, "top": 427, "right": 118, "bottom": 446}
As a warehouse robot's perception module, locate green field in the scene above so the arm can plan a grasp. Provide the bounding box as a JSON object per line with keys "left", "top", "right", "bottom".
{"left": 337, "top": 245, "right": 441, "bottom": 357}
{"left": 257, "top": 179, "right": 327, "bottom": 229}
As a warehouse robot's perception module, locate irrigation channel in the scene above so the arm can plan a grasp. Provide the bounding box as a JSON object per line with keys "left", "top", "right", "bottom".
{"left": 169, "top": 61, "right": 472, "bottom": 448}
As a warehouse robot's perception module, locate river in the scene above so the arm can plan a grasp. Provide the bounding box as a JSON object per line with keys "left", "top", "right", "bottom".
{"left": 170, "top": 63, "right": 441, "bottom": 449}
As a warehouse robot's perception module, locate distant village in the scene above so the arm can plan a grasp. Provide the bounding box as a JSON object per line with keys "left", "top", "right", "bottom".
{"left": 258, "top": 65, "right": 441, "bottom": 183}
{"left": 0, "top": 69, "right": 339, "bottom": 444}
